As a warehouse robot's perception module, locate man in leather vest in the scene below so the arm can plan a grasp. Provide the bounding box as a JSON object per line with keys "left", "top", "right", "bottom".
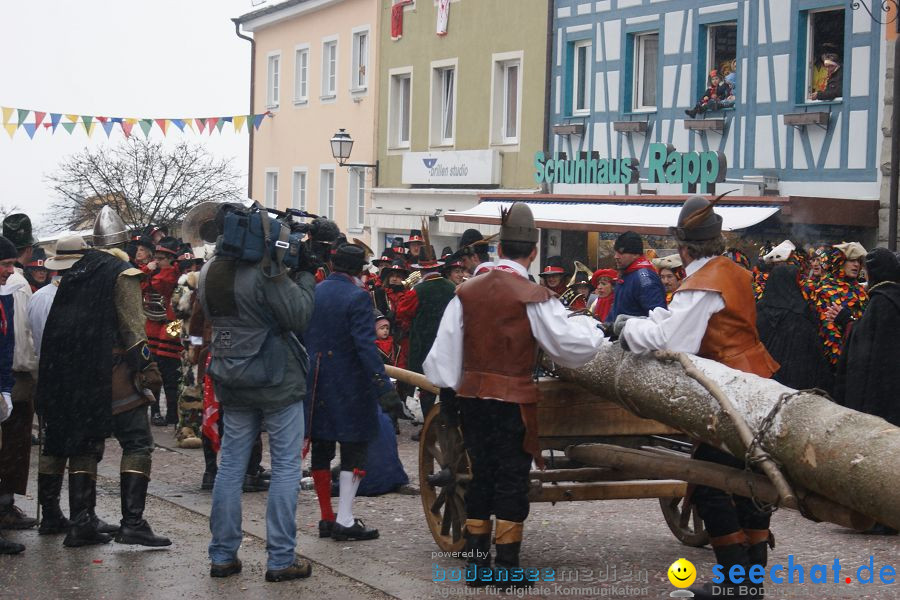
{"left": 200, "top": 209, "right": 317, "bottom": 582}
{"left": 37, "top": 206, "right": 170, "bottom": 549}
{"left": 620, "top": 196, "right": 779, "bottom": 600}
{"left": 425, "top": 203, "right": 607, "bottom": 588}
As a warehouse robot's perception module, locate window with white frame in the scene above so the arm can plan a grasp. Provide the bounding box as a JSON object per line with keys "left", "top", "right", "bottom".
{"left": 431, "top": 64, "right": 456, "bottom": 145}
{"left": 266, "top": 53, "right": 280, "bottom": 108}
{"left": 348, "top": 169, "right": 366, "bottom": 230}
{"left": 572, "top": 40, "right": 591, "bottom": 115}
{"left": 633, "top": 33, "right": 659, "bottom": 111}
{"left": 352, "top": 30, "right": 369, "bottom": 91}
{"left": 804, "top": 9, "right": 844, "bottom": 102}
{"left": 389, "top": 70, "right": 412, "bottom": 148}
{"left": 491, "top": 54, "right": 522, "bottom": 144}
{"left": 265, "top": 170, "right": 278, "bottom": 209}
{"left": 294, "top": 46, "right": 309, "bottom": 103}
{"left": 322, "top": 39, "right": 337, "bottom": 98}
{"left": 320, "top": 168, "right": 335, "bottom": 220}
{"left": 292, "top": 169, "right": 307, "bottom": 210}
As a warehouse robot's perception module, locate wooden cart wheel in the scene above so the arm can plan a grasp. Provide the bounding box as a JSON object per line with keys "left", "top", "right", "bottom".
{"left": 419, "top": 406, "right": 471, "bottom": 552}
{"left": 659, "top": 496, "right": 709, "bottom": 547}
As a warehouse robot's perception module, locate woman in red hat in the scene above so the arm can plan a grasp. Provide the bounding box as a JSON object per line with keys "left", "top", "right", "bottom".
{"left": 589, "top": 269, "right": 617, "bottom": 321}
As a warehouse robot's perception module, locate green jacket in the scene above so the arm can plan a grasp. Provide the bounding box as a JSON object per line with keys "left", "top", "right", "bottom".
{"left": 409, "top": 276, "right": 456, "bottom": 374}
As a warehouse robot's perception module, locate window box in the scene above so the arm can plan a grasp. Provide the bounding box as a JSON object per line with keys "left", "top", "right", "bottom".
{"left": 613, "top": 121, "right": 649, "bottom": 134}
{"left": 552, "top": 123, "right": 585, "bottom": 136}
{"left": 683, "top": 119, "right": 725, "bottom": 132}
{"left": 783, "top": 112, "right": 829, "bottom": 129}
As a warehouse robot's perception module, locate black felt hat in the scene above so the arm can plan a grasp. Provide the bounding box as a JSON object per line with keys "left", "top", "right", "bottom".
{"left": 333, "top": 244, "right": 366, "bottom": 274}
{"left": 2, "top": 214, "right": 34, "bottom": 250}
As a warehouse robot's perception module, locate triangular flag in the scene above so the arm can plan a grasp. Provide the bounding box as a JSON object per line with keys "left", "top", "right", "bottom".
{"left": 155, "top": 119, "right": 168, "bottom": 135}
{"left": 222, "top": 116, "right": 233, "bottom": 122}
{"left": 121, "top": 121, "right": 134, "bottom": 138}
{"left": 4, "top": 123, "right": 17, "bottom": 138}
{"left": 81, "top": 115, "right": 93, "bottom": 130}
{"left": 96, "top": 116, "right": 109, "bottom": 123}
{"left": 1, "top": 107, "right": 12, "bottom": 124}
{"left": 171, "top": 118, "right": 186, "bottom": 131}
{"left": 50, "top": 113, "right": 62, "bottom": 132}
{"left": 233, "top": 115, "right": 246, "bottom": 133}
{"left": 252, "top": 113, "right": 265, "bottom": 130}
{"left": 84, "top": 121, "right": 96, "bottom": 137}
{"left": 33, "top": 112, "right": 46, "bottom": 127}
{"left": 139, "top": 119, "right": 153, "bottom": 137}
{"left": 194, "top": 118, "right": 206, "bottom": 133}
{"left": 61, "top": 122, "right": 77, "bottom": 134}
{"left": 23, "top": 123, "right": 37, "bottom": 139}
{"left": 111, "top": 117, "right": 123, "bottom": 124}
{"left": 206, "top": 117, "right": 219, "bottom": 134}
{"left": 17, "top": 109, "right": 30, "bottom": 125}
{"left": 65, "top": 114, "right": 78, "bottom": 123}
{"left": 216, "top": 119, "right": 226, "bottom": 133}
{"left": 182, "top": 118, "right": 194, "bottom": 132}
{"left": 102, "top": 121, "right": 116, "bottom": 137}
{"left": 125, "top": 118, "right": 138, "bottom": 125}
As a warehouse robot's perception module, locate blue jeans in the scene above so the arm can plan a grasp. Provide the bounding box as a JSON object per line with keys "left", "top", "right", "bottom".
{"left": 209, "top": 401, "right": 304, "bottom": 571}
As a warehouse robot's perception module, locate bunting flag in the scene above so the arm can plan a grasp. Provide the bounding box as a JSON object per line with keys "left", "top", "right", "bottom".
{"left": 0, "top": 105, "right": 274, "bottom": 139}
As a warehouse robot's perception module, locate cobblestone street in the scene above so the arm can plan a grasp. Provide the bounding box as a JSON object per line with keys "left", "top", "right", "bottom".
{"left": 2, "top": 421, "right": 897, "bottom": 599}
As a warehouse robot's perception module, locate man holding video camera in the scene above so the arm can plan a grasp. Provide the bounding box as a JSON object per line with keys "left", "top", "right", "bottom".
{"left": 201, "top": 205, "right": 329, "bottom": 583}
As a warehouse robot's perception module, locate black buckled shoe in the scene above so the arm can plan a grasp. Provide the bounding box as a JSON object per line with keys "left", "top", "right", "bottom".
{"left": 210, "top": 558, "right": 242, "bottom": 578}
{"left": 265, "top": 558, "right": 313, "bottom": 582}
{"left": 0, "top": 504, "right": 37, "bottom": 530}
{"left": 242, "top": 473, "right": 269, "bottom": 493}
{"left": 0, "top": 532, "right": 24, "bottom": 554}
{"left": 331, "top": 518, "right": 379, "bottom": 541}
{"left": 318, "top": 519, "right": 334, "bottom": 538}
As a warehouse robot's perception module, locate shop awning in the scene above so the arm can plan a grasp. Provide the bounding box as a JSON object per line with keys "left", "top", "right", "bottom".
{"left": 443, "top": 198, "right": 782, "bottom": 235}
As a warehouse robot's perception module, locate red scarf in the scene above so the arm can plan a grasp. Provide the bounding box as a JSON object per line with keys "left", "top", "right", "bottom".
{"left": 593, "top": 292, "right": 614, "bottom": 321}
{"left": 375, "top": 336, "right": 397, "bottom": 365}
{"left": 623, "top": 256, "right": 657, "bottom": 275}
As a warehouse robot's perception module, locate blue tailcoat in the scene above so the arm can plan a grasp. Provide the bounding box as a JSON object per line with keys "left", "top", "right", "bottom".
{"left": 306, "top": 273, "right": 394, "bottom": 442}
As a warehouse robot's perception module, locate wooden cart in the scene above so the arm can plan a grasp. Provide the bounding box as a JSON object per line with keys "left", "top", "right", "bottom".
{"left": 419, "top": 378, "right": 709, "bottom": 552}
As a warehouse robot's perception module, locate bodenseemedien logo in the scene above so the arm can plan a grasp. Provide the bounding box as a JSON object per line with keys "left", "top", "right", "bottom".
{"left": 667, "top": 558, "right": 695, "bottom": 598}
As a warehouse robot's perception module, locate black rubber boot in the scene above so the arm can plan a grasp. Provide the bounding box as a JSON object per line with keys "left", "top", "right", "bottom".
{"left": 114, "top": 473, "right": 171, "bottom": 547}
{"left": 493, "top": 542, "right": 532, "bottom": 590}
{"left": 464, "top": 534, "right": 492, "bottom": 587}
{"left": 37, "top": 473, "right": 70, "bottom": 535}
{"left": 63, "top": 473, "right": 112, "bottom": 547}
{"left": 690, "top": 543, "right": 752, "bottom": 599}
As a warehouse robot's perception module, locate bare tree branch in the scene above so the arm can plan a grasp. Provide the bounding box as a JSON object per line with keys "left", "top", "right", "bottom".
{"left": 45, "top": 138, "right": 243, "bottom": 232}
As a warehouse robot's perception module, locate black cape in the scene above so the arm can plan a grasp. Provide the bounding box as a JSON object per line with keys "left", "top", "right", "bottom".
{"left": 756, "top": 265, "right": 834, "bottom": 392}
{"left": 37, "top": 250, "right": 129, "bottom": 456}
{"left": 834, "top": 282, "right": 900, "bottom": 426}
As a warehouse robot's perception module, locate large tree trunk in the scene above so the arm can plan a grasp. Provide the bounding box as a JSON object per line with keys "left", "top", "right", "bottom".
{"left": 550, "top": 344, "right": 900, "bottom": 530}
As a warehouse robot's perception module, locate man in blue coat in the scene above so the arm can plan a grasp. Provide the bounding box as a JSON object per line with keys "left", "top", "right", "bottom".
{"left": 306, "top": 244, "right": 406, "bottom": 542}
{"left": 606, "top": 231, "right": 666, "bottom": 323}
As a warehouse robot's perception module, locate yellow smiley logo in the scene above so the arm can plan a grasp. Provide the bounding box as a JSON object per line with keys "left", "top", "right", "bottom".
{"left": 668, "top": 558, "right": 697, "bottom": 588}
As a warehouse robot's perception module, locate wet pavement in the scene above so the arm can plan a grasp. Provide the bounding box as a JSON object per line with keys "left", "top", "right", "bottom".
{"left": 2, "top": 419, "right": 898, "bottom": 599}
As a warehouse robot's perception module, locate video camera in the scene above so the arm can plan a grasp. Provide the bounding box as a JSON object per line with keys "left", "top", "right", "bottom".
{"left": 217, "top": 203, "right": 341, "bottom": 273}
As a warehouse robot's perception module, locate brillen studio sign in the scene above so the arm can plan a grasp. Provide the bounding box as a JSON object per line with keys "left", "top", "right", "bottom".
{"left": 534, "top": 143, "right": 727, "bottom": 192}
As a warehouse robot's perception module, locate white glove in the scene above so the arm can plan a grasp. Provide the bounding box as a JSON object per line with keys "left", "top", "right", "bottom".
{"left": 0, "top": 392, "right": 11, "bottom": 423}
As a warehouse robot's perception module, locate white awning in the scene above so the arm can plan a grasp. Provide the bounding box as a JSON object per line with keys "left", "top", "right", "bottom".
{"left": 443, "top": 199, "right": 780, "bottom": 235}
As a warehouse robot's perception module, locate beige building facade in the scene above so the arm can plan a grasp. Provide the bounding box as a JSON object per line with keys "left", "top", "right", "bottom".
{"left": 237, "top": 0, "right": 380, "bottom": 242}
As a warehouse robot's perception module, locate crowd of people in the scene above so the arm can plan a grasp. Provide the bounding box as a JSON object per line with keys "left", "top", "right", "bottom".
{"left": 1, "top": 197, "right": 898, "bottom": 595}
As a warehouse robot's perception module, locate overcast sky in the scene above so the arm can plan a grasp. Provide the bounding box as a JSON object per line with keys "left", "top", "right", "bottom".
{"left": 0, "top": 0, "right": 260, "bottom": 234}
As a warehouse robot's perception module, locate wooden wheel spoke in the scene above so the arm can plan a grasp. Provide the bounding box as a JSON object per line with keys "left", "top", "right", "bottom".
{"left": 431, "top": 489, "right": 448, "bottom": 515}
{"left": 440, "top": 501, "right": 453, "bottom": 535}
{"left": 425, "top": 442, "right": 444, "bottom": 467}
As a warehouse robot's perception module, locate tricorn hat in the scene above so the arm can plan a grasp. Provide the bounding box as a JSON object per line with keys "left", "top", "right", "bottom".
{"left": 155, "top": 236, "right": 181, "bottom": 256}
{"left": 539, "top": 255, "right": 568, "bottom": 277}
{"left": 372, "top": 251, "right": 394, "bottom": 267}
{"left": 670, "top": 195, "right": 724, "bottom": 242}
{"left": 381, "top": 259, "right": 410, "bottom": 278}
{"left": 25, "top": 247, "right": 48, "bottom": 269}
{"left": 2, "top": 213, "right": 34, "bottom": 250}
{"left": 500, "top": 203, "right": 539, "bottom": 244}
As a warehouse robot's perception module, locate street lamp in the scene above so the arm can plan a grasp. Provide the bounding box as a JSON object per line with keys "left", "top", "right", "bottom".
{"left": 330, "top": 128, "right": 379, "bottom": 187}
{"left": 852, "top": 0, "right": 900, "bottom": 250}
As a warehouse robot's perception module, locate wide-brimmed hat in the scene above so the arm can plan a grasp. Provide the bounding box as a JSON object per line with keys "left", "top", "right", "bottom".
{"left": 670, "top": 195, "right": 723, "bottom": 242}
{"left": 155, "top": 236, "right": 181, "bottom": 256}
{"left": 372, "top": 251, "right": 394, "bottom": 267}
{"left": 45, "top": 235, "right": 90, "bottom": 271}
{"left": 381, "top": 259, "right": 410, "bottom": 279}
{"left": 405, "top": 229, "right": 425, "bottom": 247}
{"left": 25, "top": 247, "right": 48, "bottom": 269}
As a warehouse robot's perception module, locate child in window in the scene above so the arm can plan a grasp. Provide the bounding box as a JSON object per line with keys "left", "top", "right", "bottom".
{"left": 809, "top": 52, "right": 842, "bottom": 101}
{"left": 685, "top": 69, "right": 730, "bottom": 118}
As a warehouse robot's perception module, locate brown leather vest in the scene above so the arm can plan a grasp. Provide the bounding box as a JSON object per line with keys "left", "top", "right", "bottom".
{"left": 456, "top": 269, "right": 554, "bottom": 404}
{"left": 675, "top": 256, "right": 779, "bottom": 378}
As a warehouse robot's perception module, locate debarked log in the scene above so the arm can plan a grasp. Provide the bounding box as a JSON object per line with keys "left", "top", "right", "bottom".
{"left": 549, "top": 344, "right": 900, "bottom": 530}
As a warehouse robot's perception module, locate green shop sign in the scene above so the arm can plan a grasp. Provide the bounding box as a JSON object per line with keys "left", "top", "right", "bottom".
{"left": 534, "top": 144, "right": 726, "bottom": 193}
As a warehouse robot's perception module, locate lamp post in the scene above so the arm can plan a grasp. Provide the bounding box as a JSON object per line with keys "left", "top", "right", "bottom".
{"left": 852, "top": 0, "right": 900, "bottom": 250}
{"left": 330, "top": 128, "right": 379, "bottom": 187}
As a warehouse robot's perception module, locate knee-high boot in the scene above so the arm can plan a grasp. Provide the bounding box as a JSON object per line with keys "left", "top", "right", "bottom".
{"left": 114, "top": 472, "right": 171, "bottom": 547}
{"left": 37, "top": 473, "right": 69, "bottom": 535}
{"left": 464, "top": 518, "right": 492, "bottom": 588}
{"left": 63, "top": 472, "right": 111, "bottom": 547}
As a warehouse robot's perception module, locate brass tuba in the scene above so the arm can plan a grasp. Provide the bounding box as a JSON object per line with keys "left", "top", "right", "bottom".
{"left": 403, "top": 270, "right": 422, "bottom": 290}
{"left": 181, "top": 201, "right": 222, "bottom": 249}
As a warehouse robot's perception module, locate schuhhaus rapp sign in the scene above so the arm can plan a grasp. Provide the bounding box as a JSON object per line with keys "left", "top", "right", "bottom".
{"left": 534, "top": 143, "right": 726, "bottom": 192}
{"left": 402, "top": 150, "right": 501, "bottom": 185}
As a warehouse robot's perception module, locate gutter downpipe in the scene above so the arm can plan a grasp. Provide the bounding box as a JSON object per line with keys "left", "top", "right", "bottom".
{"left": 542, "top": 0, "right": 554, "bottom": 195}
{"left": 233, "top": 18, "right": 256, "bottom": 199}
